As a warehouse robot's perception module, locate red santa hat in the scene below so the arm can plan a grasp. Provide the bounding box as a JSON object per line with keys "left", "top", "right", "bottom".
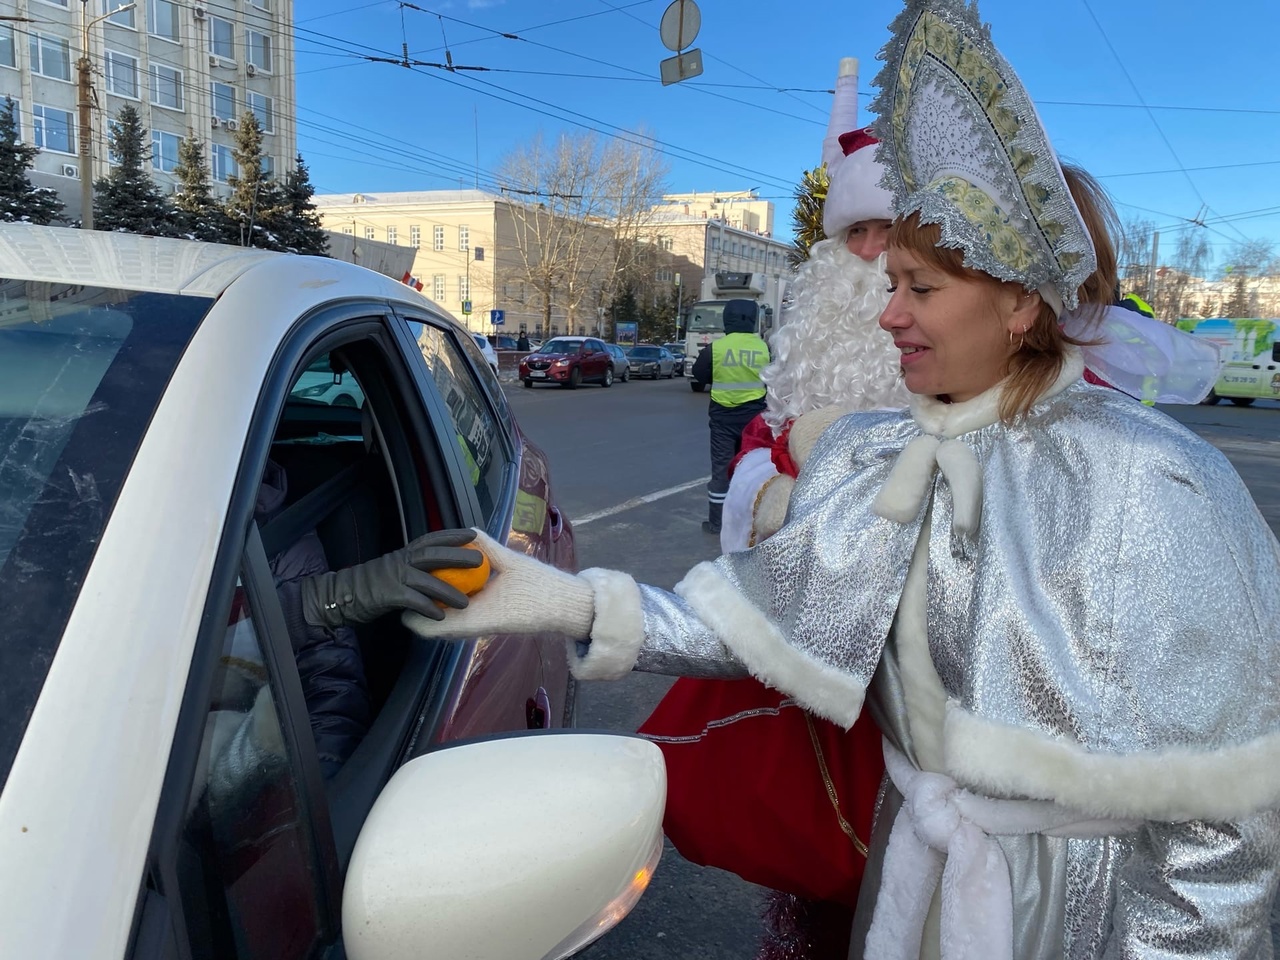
{"left": 821, "top": 58, "right": 895, "bottom": 240}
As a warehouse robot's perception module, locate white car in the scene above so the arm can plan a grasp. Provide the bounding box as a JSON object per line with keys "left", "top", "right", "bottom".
{"left": 472, "top": 332, "right": 500, "bottom": 376}
{"left": 0, "top": 225, "right": 665, "bottom": 960}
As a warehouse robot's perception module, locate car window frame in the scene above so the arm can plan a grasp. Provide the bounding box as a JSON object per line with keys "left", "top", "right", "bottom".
{"left": 134, "top": 303, "right": 480, "bottom": 960}
{"left": 391, "top": 308, "right": 519, "bottom": 540}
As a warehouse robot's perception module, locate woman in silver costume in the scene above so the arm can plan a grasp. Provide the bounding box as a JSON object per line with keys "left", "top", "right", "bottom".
{"left": 409, "top": 1, "right": 1279, "bottom": 956}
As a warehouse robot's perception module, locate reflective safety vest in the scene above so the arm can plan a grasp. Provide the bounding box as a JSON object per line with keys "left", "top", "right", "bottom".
{"left": 711, "top": 332, "right": 769, "bottom": 407}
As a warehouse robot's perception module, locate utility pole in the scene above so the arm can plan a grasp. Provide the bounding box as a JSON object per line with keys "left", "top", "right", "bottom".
{"left": 77, "top": 0, "right": 136, "bottom": 230}
{"left": 1147, "top": 231, "right": 1160, "bottom": 302}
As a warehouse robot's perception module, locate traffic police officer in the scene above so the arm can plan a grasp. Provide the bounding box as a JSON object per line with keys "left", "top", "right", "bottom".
{"left": 691, "top": 299, "right": 770, "bottom": 534}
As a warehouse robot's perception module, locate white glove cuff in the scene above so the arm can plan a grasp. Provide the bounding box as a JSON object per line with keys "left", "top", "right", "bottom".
{"left": 569, "top": 568, "right": 645, "bottom": 681}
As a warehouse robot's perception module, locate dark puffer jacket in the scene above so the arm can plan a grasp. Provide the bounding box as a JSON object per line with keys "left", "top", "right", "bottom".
{"left": 256, "top": 459, "right": 370, "bottom": 774}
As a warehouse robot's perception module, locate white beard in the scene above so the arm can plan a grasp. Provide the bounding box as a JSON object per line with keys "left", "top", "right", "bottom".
{"left": 762, "top": 238, "right": 909, "bottom": 433}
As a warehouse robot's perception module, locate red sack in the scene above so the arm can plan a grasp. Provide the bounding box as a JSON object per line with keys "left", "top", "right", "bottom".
{"left": 638, "top": 676, "right": 883, "bottom": 907}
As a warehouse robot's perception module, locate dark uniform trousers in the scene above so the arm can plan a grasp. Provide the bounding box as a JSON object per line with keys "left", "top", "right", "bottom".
{"left": 707, "top": 397, "right": 766, "bottom": 532}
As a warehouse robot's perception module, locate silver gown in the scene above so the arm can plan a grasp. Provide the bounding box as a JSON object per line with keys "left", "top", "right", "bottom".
{"left": 624, "top": 370, "right": 1280, "bottom": 958}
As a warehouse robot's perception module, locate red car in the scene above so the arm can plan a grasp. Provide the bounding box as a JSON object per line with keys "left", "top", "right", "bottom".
{"left": 519, "top": 336, "right": 616, "bottom": 388}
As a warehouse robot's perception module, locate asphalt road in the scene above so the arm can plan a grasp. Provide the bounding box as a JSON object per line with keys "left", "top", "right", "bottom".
{"left": 503, "top": 378, "right": 1280, "bottom": 960}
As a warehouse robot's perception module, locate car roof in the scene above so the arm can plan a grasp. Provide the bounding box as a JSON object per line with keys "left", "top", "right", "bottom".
{"left": 0, "top": 224, "right": 429, "bottom": 306}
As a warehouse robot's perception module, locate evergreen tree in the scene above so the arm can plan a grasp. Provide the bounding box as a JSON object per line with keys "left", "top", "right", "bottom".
{"left": 274, "top": 154, "right": 329, "bottom": 256}
{"left": 172, "top": 133, "right": 235, "bottom": 243}
{"left": 225, "top": 111, "right": 285, "bottom": 249}
{"left": 788, "top": 164, "right": 829, "bottom": 268}
{"left": 93, "top": 104, "right": 178, "bottom": 235}
{"left": 0, "top": 97, "right": 66, "bottom": 224}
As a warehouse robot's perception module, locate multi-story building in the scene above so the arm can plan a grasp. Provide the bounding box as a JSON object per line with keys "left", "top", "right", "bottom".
{"left": 0, "top": 0, "right": 296, "bottom": 219}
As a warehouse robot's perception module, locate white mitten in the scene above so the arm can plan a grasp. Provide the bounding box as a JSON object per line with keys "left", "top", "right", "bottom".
{"left": 787, "top": 405, "right": 852, "bottom": 473}
{"left": 401, "top": 530, "right": 595, "bottom": 640}
{"left": 750, "top": 474, "right": 796, "bottom": 544}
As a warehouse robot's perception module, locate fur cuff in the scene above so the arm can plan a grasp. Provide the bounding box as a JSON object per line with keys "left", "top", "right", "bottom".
{"left": 676, "top": 562, "right": 865, "bottom": 728}
{"left": 945, "top": 702, "right": 1280, "bottom": 821}
{"left": 570, "top": 568, "right": 645, "bottom": 680}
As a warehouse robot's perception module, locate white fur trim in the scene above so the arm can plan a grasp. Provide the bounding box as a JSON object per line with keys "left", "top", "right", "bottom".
{"left": 934, "top": 439, "right": 983, "bottom": 537}
{"left": 720, "top": 448, "right": 778, "bottom": 553}
{"left": 945, "top": 702, "right": 1280, "bottom": 821}
{"left": 872, "top": 434, "right": 940, "bottom": 523}
{"left": 675, "top": 562, "right": 865, "bottom": 728}
{"left": 570, "top": 568, "right": 645, "bottom": 681}
{"left": 823, "top": 145, "right": 895, "bottom": 239}
{"left": 909, "top": 347, "right": 1085, "bottom": 438}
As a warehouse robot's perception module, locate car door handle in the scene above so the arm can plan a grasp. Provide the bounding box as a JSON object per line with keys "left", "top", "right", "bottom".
{"left": 549, "top": 505, "right": 564, "bottom": 541}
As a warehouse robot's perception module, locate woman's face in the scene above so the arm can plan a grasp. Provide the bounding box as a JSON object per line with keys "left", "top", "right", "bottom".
{"left": 881, "top": 246, "right": 1034, "bottom": 402}
{"left": 845, "top": 220, "right": 893, "bottom": 261}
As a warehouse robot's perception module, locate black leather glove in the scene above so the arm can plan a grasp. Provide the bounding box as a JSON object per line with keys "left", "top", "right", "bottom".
{"left": 301, "top": 529, "right": 483, "bottom": 627}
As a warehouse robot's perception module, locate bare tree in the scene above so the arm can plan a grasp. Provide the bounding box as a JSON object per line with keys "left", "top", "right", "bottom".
{"left": 1222, "top": 239, "right": 1275, "bottom": 317}
{"left": 1117, "top": 218, "right": 1157, "bottom": 302}
{"left": 495, "top": 130, "right": 669, "bottom": 335}
{"left": 1153, "top": 230, "right": 1210, "bottom": 320}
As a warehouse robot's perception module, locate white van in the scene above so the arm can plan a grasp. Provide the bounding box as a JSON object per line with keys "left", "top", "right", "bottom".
{"left": 1178, "top": 317, "right": 1280, "bottom": 406}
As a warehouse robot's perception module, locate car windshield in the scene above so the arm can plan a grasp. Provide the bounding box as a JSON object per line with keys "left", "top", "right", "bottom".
{"left": 687, "top": 302, "right": 727, "bottom": 333}
{"left": 0, "top": 280, "right": 210, "bottom": 791}
{"left": 539, "top": 339, "right": 584, "bottom": 354}
{"left": 629, "top": 347, "right": 661, "bottom": 359}
{"left": 664, "top": 344, "right": 685, "bottom": 356}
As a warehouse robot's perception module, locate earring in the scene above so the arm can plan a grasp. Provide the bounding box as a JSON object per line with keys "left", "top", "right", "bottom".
{"left": 1009, "top": 327, "right": 1026, "bottom": 350}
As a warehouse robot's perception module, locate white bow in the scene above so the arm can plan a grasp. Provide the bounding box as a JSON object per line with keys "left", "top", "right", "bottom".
{"left": 870, "top": 434, "right": 983, "bottom": 538}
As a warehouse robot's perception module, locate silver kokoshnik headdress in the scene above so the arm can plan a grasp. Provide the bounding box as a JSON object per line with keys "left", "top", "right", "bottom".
{"left": 870, "top": 0, "right": 1095, "bottom": 315}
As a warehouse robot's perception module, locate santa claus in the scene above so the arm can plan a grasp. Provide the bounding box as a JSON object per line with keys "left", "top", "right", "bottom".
{"left": 720, "top": 58, "right": 909, "bottom": 554}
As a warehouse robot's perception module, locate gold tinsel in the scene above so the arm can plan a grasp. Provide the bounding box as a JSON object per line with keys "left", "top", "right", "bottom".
{"left": 788, "top": 164, "right": 829, "bottom": 269}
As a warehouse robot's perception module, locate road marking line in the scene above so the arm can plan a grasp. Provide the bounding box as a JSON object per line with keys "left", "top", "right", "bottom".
{"left": 574, "top": 476, "right": 710, "bottom": 527}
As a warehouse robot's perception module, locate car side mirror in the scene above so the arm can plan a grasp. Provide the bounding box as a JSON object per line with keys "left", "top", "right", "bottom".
{"left": 343, "top": 733, "right": 665, "bottom": 960}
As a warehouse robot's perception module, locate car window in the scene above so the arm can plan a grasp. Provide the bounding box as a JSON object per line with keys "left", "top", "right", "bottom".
{"left": 417, "top": 325, "right": 507, "bottom": 520}
{"left": 539, "top": 339, "right": 582, "bottom": 354}
{"left": 288, "top": 355, "right": 365, "bottom": 409}
{"left": 588, "top": 340, "right": 605, "bottom": 353}
{"left": 176, "top": 577, "right": 327, "bottom": 960}
{"left": 629, "top": 347, "right": 659, "bottom": 358}
{"left": 0, "top": 282, "right": 209, "bottom": 792}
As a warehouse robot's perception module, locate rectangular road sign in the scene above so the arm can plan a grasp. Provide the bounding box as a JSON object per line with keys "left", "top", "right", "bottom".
{"left": 490, "top": 309, "right": 505, "bottom": 326}
{"left": 462, "top": 299, "right": 472, "bottom": 315}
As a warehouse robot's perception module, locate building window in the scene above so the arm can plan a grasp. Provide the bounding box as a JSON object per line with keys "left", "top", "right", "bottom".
{"left": 658, "top": 236, "right": 673, "bottom": 252}
{"left": 108, "top": 4, "right": 136, "bottom": 28}
{"left": 104, "top": 50, "right": 139, "bottom": 99}
{"left": 458, "top": 225, "right": 469, "bottom": 252}
{"left": 386, "top": 226, "right": 397, "bottom": 244}
{"left": 246, "top": 92, "right": 273, "bottom": 132}
{"left": 246, "top": 31, "right": 272, "bottom": 72}
{"left": 341, "top": 226, "right": 353, "bottom": 235}
{"left": 249, "top": 0, "right": 270, "bottom": 9}
{"left": 36, "top": 0, "right": 69, "bottom": 6}
{"left": 209, "top": 16, "right": 234, "bottom": 60}
{"left": 0, "top": 25, "right": 15, "bottom": 69}
{"left": 656, "top": 268, "right": 674, "bottom": 283}
{"left": 33, "top": 104, "right": 74, "bottom": 154}
{"left": 710, "top": 237, "right": 719, "bottom": 251}
{"left": 363, "top": 226, "right": 375, "bottom": 240}
{"left": 211, "top": 142, "right": 236, "bottom": 182}
{"left": 458, "top": 276, "right": 470, "bottom": 301}
{"left": 151, "top": 130, "right": 181, "bottom": 172}
{"left": 148, "top": 0, "right": 180, "bottom": 41}
{"left": 29, "top": 33, "right": 71, "bottom": 82}
{"left": 260, "top": 155, "right": 274, "bottom": 178}
{"left": 433, "top": 275, "right": 446, "bottom": 301}
{"left": 432, "top": 225, "right": 444, "bottom": 251}
{"left": 210, "top": 82, "right": 236, "bottom": 121}
{"left": 150, "top": 65, "right": 183, "bottom": 110}
{"left": 409, "top": 225, "right": 420, "bottom": 248}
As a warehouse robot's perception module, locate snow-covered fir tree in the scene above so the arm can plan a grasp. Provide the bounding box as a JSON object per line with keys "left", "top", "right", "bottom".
{"left": 93, "top": 104, "right": 179, "bottom": 235}
{"left": 274, "top": 154, "right": 328, "bottom": 255}
{"left": 172, "top": 134, "right": 235, "bottom": 243}
{"left": 0, "top": 97, "right": 66, "bottom": 224}
{"left": 225, "top": 111, "right": 285, "bottom": 249}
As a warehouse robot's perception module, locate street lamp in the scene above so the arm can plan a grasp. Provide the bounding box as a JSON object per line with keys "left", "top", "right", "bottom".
{"left": 78, "top": 0, "right": 136, "bottom": 230}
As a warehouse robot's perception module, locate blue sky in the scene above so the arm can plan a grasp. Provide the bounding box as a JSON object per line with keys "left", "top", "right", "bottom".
{"left": 296, "top": 0, "right": 1280, "bottom": 273}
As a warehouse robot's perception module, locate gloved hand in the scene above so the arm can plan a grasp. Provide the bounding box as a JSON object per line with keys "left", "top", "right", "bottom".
{"left": 301, "top": 529, "right": 483, "bottom": 627}
{"left": 787, "top": 405, "right": 852, "bottom": 473}
{"left": 750, "top": 474, "right": 796, "bottom": 545}
{"left": 401, "top": 530, "right": 595, "bottom": 641}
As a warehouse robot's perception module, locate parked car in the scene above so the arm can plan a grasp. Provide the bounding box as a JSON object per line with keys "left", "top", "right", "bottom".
{"left": 605, "top": 343, "right": 632, "bottom": 382}
{"left": 663, "top": 342, "right": 688, "bottom": 376}
{"left": 471, "top": 332, "right": 500, "bottom": 376}
{"left": 627, "top": 344, "right": 677, "bottom": 379}
{"left": 519, "top": 336, "right": 615, "bottom": 388}
{"left": 0, "top": 225, "right": 664, "bottom": 960}
{"left": 491, "top": 334, "right": 520, "bottom": 350}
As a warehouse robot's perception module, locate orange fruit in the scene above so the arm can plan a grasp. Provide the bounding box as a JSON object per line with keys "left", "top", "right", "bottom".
{"left": 433, "top": 542, "right": 492, "bottom": 607}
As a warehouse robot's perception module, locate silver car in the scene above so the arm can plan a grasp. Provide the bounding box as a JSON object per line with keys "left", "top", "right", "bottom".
{"left": 627, "top": 345, "right": 676, "bottom": 380}
{"left": 605, "top": 343, "right": 632, "bottom": 382}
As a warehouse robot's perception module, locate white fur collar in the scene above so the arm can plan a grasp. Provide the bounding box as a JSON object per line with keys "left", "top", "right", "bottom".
{"left": 909, "top": 347, "right": 1084, "bottom": 438}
